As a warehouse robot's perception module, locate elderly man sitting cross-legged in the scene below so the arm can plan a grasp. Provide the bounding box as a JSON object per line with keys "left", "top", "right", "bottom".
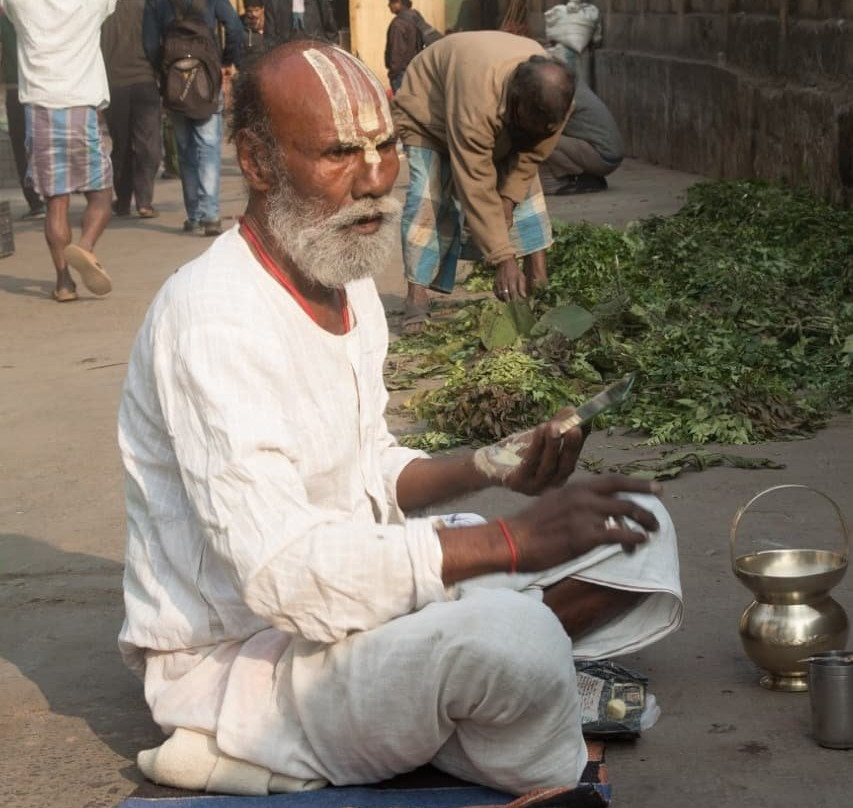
{"left": 118, "top": 42, "right": 683, "bottom": 797}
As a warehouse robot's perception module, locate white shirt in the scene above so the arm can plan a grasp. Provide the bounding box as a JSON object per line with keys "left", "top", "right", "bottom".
{"left": 1, "top": 0, "right": 116, "bottom": 108}
{"left": 118, "top": 227, "right": 447, "bottom": 676}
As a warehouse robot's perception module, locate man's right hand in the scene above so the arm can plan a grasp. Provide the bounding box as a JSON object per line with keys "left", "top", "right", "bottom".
{"left": 506, "top": 475, "right": 661, "bottom": 571}
{"left": 494, "top": 257, "right": 527, "bottom": 301}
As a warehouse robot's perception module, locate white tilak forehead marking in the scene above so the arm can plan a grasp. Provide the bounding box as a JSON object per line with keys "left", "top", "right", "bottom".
{"left": 302, "top": 48, "right": 393, "bottom": 165}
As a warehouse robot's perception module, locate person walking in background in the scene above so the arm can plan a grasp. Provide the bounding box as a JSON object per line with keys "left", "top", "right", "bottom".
{"left": 241, "top": 0, "right": 267, "bottom": 62}
{"left": 1, "top": 0, "right": 115, "bottom": 303}
{"left": 263, "top": 0, "right": 337, "bottom": 46}
{"left": 538, "top": 78, "right": 623, "bottom": 195}
{"left": 102, "top": 0, "right": 162, "bottom": 219}
{"left": 384, "top": 0, "right": 421, "bottom": 95}
{"left": 0, "top": 12, "right": 45, "bottom": 221}
{"left": 143, "top": 0, "right": 243, "bottom": 236}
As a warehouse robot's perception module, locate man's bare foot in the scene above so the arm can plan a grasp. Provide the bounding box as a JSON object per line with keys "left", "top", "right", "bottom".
{"left": 52, "top": 267, "right": 78, "bottom": 302}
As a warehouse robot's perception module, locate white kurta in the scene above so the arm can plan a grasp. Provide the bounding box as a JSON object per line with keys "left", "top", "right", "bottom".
{"left": 119, "top": 226, "right": 682, "bottom": 796}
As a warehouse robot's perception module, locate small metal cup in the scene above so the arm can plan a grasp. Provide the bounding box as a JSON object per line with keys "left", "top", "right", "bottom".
{"left": 807, "top": 651, "right": 853, "bottom": 749}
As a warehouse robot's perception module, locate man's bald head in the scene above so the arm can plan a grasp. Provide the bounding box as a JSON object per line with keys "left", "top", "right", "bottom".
{"left": 505, "top": 55, "right": 575, "bottom": 141}
{"left": 230, "top": 42, "right": 394, "bottom": 170}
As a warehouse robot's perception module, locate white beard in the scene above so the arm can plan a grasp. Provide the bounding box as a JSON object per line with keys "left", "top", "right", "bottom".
{"left": 264, "top": 169, "right": 401, "bottom": 289}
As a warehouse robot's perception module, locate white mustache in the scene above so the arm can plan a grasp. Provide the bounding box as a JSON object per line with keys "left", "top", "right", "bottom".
{"left": 324, "top": 196, "right": 402, "bottom": 230}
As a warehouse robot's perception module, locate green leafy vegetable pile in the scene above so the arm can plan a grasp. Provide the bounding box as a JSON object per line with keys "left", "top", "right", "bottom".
{"left": 390, "top": 180, "right": 853, "bottom": 447}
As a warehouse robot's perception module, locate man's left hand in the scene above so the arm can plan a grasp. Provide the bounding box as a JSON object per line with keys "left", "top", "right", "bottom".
{"left": 503, "top": 417, "right": 587, "bottom": 496}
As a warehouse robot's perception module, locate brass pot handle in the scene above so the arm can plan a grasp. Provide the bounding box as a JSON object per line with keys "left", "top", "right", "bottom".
{"left": 729, "top": 484, "right": 850, "bottom": 574}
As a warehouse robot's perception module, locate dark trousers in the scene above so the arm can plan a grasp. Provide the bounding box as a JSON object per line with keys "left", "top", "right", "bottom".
{"left": 5, "top": 87, "right": 42, "bottom": 211}
{"left": 104, "top": 82, "right": 162, "bottom": 212}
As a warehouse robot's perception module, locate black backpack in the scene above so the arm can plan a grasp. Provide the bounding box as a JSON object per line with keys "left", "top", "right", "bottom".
{"left": 161, "top": 0, "right": 222, "bottom": 120}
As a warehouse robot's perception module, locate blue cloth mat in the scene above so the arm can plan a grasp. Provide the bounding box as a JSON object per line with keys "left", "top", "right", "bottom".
{"left": 116, "top": 743, "right": 610, "bottom": 808}
{"left": 119, "top": 786, "right": 530, "bottom": 808}
{"left": 118, "top": 782, "right": 609, "bottom": 808}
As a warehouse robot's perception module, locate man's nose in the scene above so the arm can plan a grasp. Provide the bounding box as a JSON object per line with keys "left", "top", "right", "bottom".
{"left": 352, "top": 146, "right": 399, "bottom": 199}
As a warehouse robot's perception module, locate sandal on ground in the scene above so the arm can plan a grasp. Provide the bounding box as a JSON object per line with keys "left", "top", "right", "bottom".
{"left": 401, "top": 301, "right": 430, "bottom": 335}
{"left": 63, "top": 244, "right": 112, "bottom": 296}
{"left": 52, "top": 285, "right": 78, "bottom": 302}
{"left": 137, "top": 207, "right": 159, "bottom": 219}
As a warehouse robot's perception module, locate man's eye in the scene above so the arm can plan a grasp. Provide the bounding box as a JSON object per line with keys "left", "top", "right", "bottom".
{"left": 331, "top": 145, "right": 361, "bottom": 157}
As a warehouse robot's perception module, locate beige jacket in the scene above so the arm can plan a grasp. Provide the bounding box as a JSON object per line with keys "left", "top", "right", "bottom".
{"left": 392, "top": 31, "right": 563, "bottom": 265}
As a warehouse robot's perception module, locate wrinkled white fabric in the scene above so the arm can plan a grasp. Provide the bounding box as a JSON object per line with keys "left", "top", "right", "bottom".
{"left": 119, "top": 226, "right": 442, "bottom": 675}
{"left": 456, "top": 494, "right": 683, "bottom": 660}
{"left": 118, "top": 226, "right": 682, "bottom": 795}
{"left": 1, "top": 0, "right": 116, "bottom": 108}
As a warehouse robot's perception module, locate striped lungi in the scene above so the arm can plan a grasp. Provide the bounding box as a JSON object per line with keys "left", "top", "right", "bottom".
{"left": 25, "top": 105, "right": 113, "bottom": 198}
{"left": 402, "top": 144, "right": 553, "bottom": 293}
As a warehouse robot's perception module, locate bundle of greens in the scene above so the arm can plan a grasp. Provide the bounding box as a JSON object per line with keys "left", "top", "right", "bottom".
{"left": 391, "top": 181, "right": 853, "bottom": 448}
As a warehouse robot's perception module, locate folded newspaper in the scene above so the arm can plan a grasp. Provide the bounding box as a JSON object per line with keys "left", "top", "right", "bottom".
{"left": 575, "top": 660, "right": 661, "bottom": 739}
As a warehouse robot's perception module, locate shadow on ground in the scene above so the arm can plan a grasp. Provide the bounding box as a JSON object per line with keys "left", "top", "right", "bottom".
{"left": 0, "top": 533, "right": 163, "bottom": 768}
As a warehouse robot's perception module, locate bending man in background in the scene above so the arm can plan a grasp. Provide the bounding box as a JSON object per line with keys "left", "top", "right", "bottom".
{"left": 393, "top": 31, "right": 573, "bottom": 332}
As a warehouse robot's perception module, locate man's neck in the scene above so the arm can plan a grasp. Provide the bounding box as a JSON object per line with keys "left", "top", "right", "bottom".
{"left": 240, "top": 209, "right": 341, "bottom": 311}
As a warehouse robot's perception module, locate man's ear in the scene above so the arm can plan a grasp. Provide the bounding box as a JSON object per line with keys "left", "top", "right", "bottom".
{"left": 236, "top": 129, "right": 276, "bottom": 192}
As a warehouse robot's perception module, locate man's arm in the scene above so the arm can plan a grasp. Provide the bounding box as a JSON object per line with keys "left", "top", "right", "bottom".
{"left": 500, "top": 127, "right": 562, "bottom": 202}
{"left": 142, "top": 0, "right": 163, "bottom": 70}
{"left": 385, "top": 19, "right": 409, "bottom": 80}
{"left": 437, "top": 475, "right": 662, "bottom": 583}
{"left": 445, "top": 127, "right": 515, "bottom": 265}
{"left": 215, "top": 0, "right": 244, "bottom": 68}
{"left": 396, "top": 414, "right": 586, "bottom": 512}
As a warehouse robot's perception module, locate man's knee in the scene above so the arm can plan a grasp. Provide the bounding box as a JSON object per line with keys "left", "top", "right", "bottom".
{"left": 447, "top": 589, "right": 575, "bottom": 697}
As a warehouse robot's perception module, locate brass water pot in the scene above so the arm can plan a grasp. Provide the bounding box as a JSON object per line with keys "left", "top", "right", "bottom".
{"left": 731, "top": 485, "right": 849, "bottom": 692}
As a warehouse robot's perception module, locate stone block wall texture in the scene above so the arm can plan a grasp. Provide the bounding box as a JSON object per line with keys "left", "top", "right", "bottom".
{"left": 589, "top": 0, "right": 853, "bottom": 204}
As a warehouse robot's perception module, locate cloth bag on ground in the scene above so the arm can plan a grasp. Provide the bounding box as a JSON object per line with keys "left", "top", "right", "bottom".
{"left": 544, "top": 2, "right": 601, "bottom": 54}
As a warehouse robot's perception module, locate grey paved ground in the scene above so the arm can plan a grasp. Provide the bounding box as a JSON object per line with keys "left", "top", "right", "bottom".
{"left": 1, "top": 154, "right": 851, "bottom": 808}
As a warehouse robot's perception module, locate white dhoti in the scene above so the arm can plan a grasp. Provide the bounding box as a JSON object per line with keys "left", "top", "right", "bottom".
{"left": 139, "top": 494, "right": 682, "bottom": 796}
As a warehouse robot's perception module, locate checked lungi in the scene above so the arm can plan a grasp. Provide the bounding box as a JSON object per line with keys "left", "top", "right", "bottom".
{"left": 402, "top": 144, "right": 553, "bottom": 293}
{"left": 25, "top": 105, "right": 113, "bottom": 198}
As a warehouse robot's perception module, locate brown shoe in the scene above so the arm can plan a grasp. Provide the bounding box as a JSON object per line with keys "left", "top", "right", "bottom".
{"left": 202, "top": 219, "right": 222, "bottom": 237}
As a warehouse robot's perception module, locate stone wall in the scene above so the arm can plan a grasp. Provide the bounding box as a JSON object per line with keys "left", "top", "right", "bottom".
{"left": 588, "top": 0, "right": 852, "bottom": 204}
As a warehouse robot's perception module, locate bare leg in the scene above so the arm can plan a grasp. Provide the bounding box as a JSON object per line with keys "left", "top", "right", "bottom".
{"left": 402, "top": 281, "right": 430, "bottom": 333}
{"left": 522, "top": 249, "right": 548, "bottom": 292}
{"left": 78, "top": 188, "right": 113, "bottom": 252}
{"left": 543, "top": 577, "right": 645, "bottom": 640}
{"left": 44, "top": 195, "right": 75, "bottom": 296}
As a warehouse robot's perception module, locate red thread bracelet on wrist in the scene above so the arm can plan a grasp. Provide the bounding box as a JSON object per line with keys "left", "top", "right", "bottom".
{"left": 497, "top": 518, "right": 519, "bottom": 574}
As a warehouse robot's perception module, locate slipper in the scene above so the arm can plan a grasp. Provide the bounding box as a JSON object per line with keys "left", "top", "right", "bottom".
{"left": 401, "top": 301, "right": 430, "bottom": 335}
{"left": 52, "top": 286, "right": 78, "bottom": 302}
{"left": 137, "top": 208, "right": 159, "bottom": 219}
{"left": 63, "top": 244, "right": 112, "bottom": 296}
